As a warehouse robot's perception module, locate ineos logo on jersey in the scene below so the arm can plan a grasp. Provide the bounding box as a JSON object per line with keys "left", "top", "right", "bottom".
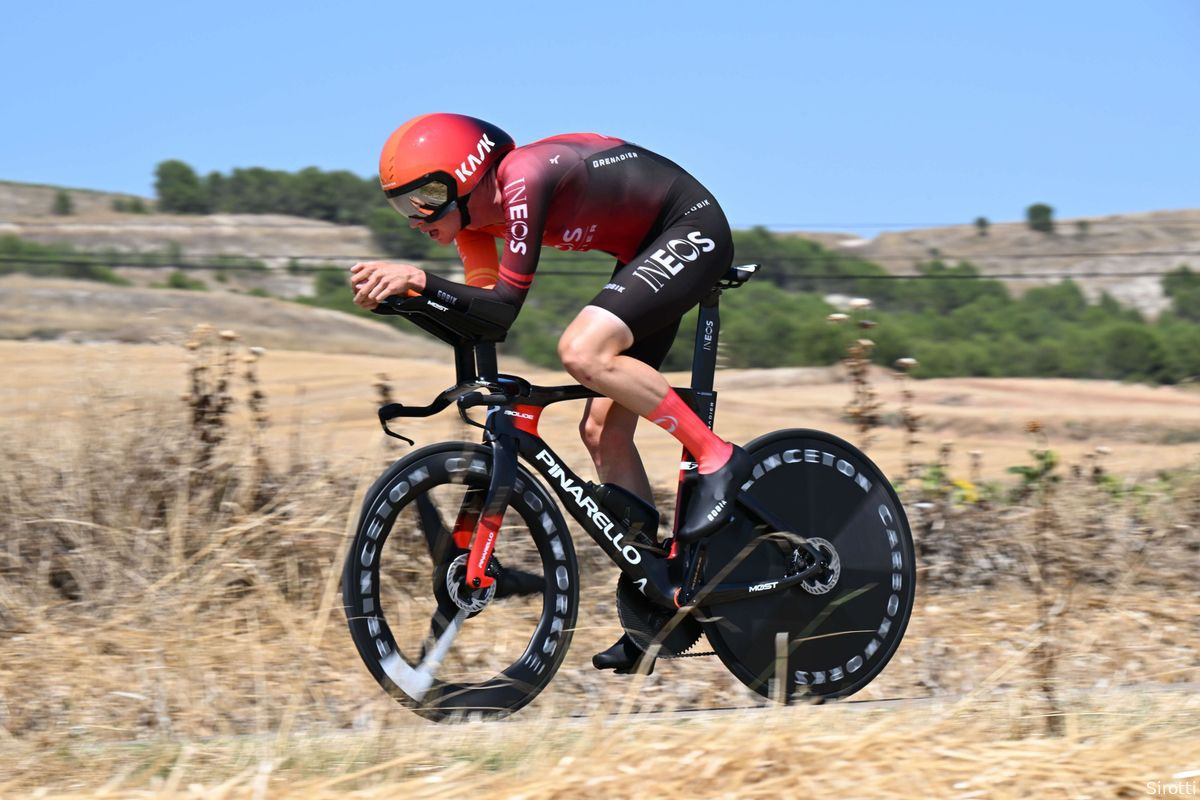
{"left": 504, "top": 177, "right": 531, "bottom": 255}
{"left": 453, "top": 133, "right": 498, "bottom": 184}
{"left": 630, "top": 230, "right": 718, "bottom": 293}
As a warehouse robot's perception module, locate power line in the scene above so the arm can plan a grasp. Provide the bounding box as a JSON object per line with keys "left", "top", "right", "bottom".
{"left": 1, "top": 252, "right": 1192, "bottom": 281}
{"left": 748, "top": 219, "right": 1200, "bottom": 229}
{"left": 7, "top": 249, "right": 1195, "bottom": 263}
{"left": 6, "top": 217, "right": 1199, "bottom": 230}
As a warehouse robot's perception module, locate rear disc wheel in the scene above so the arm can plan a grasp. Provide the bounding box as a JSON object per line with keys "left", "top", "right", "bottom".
{"left": 699, "top": 429, "right": 916, "bottom": 701}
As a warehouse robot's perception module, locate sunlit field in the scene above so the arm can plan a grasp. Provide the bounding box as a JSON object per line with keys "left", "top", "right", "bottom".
{"left": 1, "top": 332, "right": 1197, "bottom": 797}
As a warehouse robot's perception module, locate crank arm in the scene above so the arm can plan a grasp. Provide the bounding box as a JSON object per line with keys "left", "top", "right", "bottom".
{"left": 379, "top": 608, "right": 468, "bottom": 702}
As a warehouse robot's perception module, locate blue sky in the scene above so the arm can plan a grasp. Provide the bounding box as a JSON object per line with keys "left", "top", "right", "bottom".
{"left": 1, "top": 1, "right": 1196, "bottom": 232}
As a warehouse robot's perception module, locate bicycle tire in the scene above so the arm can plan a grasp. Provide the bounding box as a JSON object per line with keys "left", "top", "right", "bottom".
{"left": 342, "top": 441, "right": 579, "bottom": 721}
{"left": 698, "top": 429, "right": 916, "bottom": 701}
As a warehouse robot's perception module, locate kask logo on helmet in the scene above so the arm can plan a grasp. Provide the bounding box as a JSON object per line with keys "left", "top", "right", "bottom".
{"left": 453, "top": 133, "right": 499, "bottom": 185}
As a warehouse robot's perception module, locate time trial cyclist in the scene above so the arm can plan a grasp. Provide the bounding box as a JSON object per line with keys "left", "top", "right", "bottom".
{"left": 349, "top": 113, "right": 752, "bottom": 672}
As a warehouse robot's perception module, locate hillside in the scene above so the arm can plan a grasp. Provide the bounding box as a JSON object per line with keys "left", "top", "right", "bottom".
{"left": 0, "top": 274, "right": 434, "bottom": 357}
{"left": 3, "top": 180, "right": 1199, "bottom": 315}
{"left": 821, "top": 209, "right": 1200, "bottom": 315}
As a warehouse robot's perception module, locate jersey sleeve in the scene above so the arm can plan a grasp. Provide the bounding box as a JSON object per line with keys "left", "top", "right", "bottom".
{"left": 419, "top": 145, "right": 572, "bottom": 320}
{"left": 455, "top": 228, "right": 499, "bottom": 288}
{"left": 493, "top": 146, "right": 567, "bottom": 299}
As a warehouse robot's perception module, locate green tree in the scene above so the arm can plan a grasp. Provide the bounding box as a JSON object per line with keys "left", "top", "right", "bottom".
{"left": 155, "top": 160, "right": 210, "bottom": 213}
{"left": 52, "top": 190, "right": 74, "bottom": 215}
{"left": 222, "top": 167, "right": 293, "bottom": 214}
{"left": 1026, "top": 203, "right": 1055, "bottom": 233}
{"left": 974, "top": 216, "right": 989, "bottom": 236}
{"left": 203, "top": 171, "right": 227, "bottom": 212}
{"left": 111, "top": 196, "right": 148, "bottom": 213}
{"left": 1163, "top": 266, "right": 1200, "bottom": 323}
{"left": 1101, "top": 324, "right": 1173, "bottom": 382}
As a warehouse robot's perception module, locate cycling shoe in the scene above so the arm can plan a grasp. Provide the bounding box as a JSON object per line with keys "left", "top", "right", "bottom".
{"left": 592, "top": 633, "right": 655, "bottom": 675}
{"left": 676, "top": 445, "right": 753, "bottom": 543}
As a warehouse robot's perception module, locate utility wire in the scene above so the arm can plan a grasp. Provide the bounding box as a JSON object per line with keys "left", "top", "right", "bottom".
{"left": 1, "top": 249, "right": 1196, "bottom": 264}
{"left": 7, "top": 217, "right": 1199, "bottom": 230}
{"left": 0, "top": 252, "right": 1193, "bottom": 281}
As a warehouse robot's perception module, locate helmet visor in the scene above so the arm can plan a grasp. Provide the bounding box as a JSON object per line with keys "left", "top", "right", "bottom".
{"left": 386, "top": 178, "right": 456, "bottom": 221}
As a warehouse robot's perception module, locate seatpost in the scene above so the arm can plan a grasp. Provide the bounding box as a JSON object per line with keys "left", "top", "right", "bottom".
{"left": 688, "top": 289, "right": 722, "bottom": 429}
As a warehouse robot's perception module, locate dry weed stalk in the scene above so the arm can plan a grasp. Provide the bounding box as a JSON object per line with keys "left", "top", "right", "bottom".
{"left": 828, "top": 300, "right": 881, "bottom": 450}
{"left": 894, "top": 357, "right": 921, "bottom": 483}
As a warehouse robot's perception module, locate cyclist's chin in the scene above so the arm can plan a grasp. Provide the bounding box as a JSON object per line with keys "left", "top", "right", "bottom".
{"left": 420, "top": 226, "right": 456, "bottom": 245}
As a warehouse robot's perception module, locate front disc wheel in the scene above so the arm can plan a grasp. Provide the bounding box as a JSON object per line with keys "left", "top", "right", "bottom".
{"left": 342, "top": 442, "right": 579, "bottom": 721}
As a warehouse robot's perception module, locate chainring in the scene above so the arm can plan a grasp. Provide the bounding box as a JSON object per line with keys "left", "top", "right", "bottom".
{"left": 615, "top": 573, "right": 703, "bottom": 656}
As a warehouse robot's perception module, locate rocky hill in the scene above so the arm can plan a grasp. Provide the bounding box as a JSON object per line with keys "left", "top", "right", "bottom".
{"left": 0, "top": 180, "right": 382, "bottom": 268}
{"left": 811, "top": 209, "right": 1200, "bottom": 316}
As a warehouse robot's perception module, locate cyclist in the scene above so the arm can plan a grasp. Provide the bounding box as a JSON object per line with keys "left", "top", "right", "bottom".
{"left": 350, "top": 113, "right": 751, "bottom": 672}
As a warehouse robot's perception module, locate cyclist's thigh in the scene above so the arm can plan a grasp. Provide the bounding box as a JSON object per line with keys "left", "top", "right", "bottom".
{"left": 588, "top": 201, "right": 733, "bottom": 347}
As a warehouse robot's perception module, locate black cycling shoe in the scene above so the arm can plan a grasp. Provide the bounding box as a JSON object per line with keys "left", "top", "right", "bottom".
{"left": 675, "top": 445, "right": 753, "bottom": 543}
{"left": 592, "top": 633, "right": 655, "bottom": 675}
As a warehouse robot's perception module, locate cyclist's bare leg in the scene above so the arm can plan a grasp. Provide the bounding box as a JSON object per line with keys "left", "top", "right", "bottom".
{"left": 559, "top": 307, "right": 731, "bottom": 468}
{"left": 558, "top": 307, "right": 663, "bottom": 416}
{"left": 560, "top": 305, "right": 747, "bottom": 545}
{"left": 562, "top": 307, "right": 680, "bottom": 674}
{"left": 579, "top": 397, "right": 654, "bottom": 504}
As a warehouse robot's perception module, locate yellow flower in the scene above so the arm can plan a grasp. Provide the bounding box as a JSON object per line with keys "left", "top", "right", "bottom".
{"left": 952, "top": 478, "right": 979, "bottom": 504}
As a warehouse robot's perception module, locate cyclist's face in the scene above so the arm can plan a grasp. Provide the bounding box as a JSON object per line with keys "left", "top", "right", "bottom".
{"left": 410, "top": 206, "right": 462, "bottom": 245}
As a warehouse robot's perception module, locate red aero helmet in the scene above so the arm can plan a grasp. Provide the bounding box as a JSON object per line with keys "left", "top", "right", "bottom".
{"left": 379, "top": 113, "right": 515, "bottom": 220}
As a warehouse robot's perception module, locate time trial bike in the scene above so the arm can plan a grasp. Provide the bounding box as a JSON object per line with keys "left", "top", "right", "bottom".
{"left": 342, "top": 263, "right": 916, "bottom": 720}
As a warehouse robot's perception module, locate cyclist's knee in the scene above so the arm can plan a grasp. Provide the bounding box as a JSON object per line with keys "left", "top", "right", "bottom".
{"left": 558, "top": 335, "right": 615, "bottom": 383}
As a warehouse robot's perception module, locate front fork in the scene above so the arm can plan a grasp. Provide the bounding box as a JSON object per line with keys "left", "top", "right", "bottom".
{"left": 464, "top": 433, "right": 518, "bottom": 589}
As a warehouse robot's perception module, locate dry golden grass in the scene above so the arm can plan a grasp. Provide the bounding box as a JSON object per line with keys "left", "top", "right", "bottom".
{"left": 1, "top": 332, "right": 1198, "bottom": 797}
{"left": 3, "top": 339, "right": 1199, "bottom": 483}
{"left": 3, "top": 692, "right": 1198, "bottom": 798}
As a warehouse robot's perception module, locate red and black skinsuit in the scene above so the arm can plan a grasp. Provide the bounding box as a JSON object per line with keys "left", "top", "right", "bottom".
{"left": 421, "top": 133, "right": 734, "bottom": 366}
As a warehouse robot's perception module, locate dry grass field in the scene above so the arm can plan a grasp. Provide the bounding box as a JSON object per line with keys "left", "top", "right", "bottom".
{"left": 1, "top": 317, "right": 1198, "bottom": 797}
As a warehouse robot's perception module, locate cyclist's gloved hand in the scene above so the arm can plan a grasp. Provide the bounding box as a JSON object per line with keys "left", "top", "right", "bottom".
{"left": 349, "top": 261, "right": 427, "bottom": 310}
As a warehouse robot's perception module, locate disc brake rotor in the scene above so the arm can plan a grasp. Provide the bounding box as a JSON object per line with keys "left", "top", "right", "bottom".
{"left": 798, "top": 536, "right": 841, "bottom": 595}
{"left": 445, "top": 553, "right": 496, "bottom": 613}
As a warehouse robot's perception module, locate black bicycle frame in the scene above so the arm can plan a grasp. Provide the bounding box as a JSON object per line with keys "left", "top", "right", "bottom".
{"left": 373, "top": 265, "right": 826, "bottom": 610}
